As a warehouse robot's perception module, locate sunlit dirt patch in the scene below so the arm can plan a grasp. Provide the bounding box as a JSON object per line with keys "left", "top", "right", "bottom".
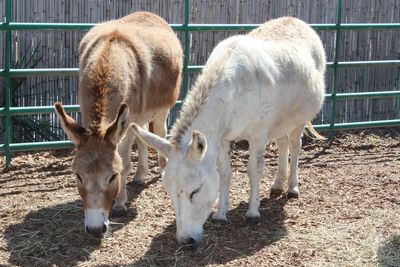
{"left": 0, "top": 129, "right": 399, "bottom": 266}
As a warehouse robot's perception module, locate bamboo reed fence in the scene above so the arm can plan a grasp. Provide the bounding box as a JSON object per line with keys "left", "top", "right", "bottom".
{"left": 0, "top": 0, "right": 399, "bottom": 142}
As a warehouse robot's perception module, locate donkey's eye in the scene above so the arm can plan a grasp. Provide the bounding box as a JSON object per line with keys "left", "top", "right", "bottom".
{"left": 109, "top": 174, "right": 117, "bottom": 185}
{"left": 190, "top": 184, "right": 202, "bottom": 201}
{"left": 76, "top": 174, "right": 83, "bottom": 183}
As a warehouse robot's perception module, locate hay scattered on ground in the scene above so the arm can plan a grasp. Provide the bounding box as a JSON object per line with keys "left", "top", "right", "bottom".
{"left": 0, "top": 129, "right": 399, "bottom": 266}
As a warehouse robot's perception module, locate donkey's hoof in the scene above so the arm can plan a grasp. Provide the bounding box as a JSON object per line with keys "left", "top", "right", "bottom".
{"left": 211, "top": 213, "right": 228, "bottom": 224}
{"left": 212, "top": 218, "right": 229, "bottom": 224}
{"left": 245, "top": 216, "right": 260, "bottom": 225}
{"left": 287, "top": 191, "right": 299, "bottom": 199}
{"left": 132, "top": 174, "right": 145, "bottom": 185}
{"left": 111, "top": 206, "right": 128, "bottom": 217}
{"left": 270, "top": 188, "right": 284, "bottom": 198}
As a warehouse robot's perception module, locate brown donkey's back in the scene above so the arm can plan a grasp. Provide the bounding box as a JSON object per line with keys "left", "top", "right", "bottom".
{"left": 55, "top": 12, "right": 183, "bottom": 238}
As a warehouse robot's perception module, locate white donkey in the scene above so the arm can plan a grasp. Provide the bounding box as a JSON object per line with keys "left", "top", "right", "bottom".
{"left": 131, "top": 17, "right": 326, "bottom": 246}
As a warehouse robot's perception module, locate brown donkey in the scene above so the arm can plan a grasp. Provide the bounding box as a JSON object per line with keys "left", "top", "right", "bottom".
{"left": 54, "top": 12, "right": 182, "bottom": 238}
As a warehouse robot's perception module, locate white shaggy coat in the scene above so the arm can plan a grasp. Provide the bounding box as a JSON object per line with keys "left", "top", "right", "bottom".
{"left": 131, "top": 16, "right": 326, "bottom": 245}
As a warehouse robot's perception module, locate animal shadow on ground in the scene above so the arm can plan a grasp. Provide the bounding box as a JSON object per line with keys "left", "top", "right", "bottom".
{"left": 130, "top": 196, "right": 289, "bottom": 266}
{"left": 377, "top": 235, "right": 400, "bottom": 267}
{"left": 3, "top": 176, "right": 156, "bottom": 266}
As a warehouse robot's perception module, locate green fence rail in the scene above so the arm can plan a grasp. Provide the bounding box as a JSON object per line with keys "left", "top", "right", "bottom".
{"left": 1, "top": 0, "right": 400, "bottom": 167}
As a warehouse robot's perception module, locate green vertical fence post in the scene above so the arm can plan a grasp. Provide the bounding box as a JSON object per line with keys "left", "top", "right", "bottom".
{"left": 4, "top": 0, "right": 13, "bottom": 167}
{"left": 329, "top": 0, "right": 342, "bottom": 141}
{"left": 397, "top": 68, "right": 400, "bottom": 113}
{"left": 182, "top": 0, "right": 190, "bottom": 97}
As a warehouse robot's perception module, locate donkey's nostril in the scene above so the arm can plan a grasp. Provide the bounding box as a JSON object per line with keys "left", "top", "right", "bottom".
{"left": 185, "top": 237, "right": 200, "bottom": 250}
{"left": 187, "top": 237, "right": 196, "bottom": 245}
{"left": 102, "top": 223, "right": 108, "bottom": 234}
{"left": 85, "top": 226, "right": 104, "bottom": 238}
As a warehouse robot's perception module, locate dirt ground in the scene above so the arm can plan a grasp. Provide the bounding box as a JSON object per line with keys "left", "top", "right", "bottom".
{"left": 0, "top": 129, "right": 399, "bottom": 267}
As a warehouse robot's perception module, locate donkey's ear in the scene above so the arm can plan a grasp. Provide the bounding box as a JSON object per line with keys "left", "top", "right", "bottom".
{"left": 54, "top": 102, "right": 87, "bottom": 146}
{"left": 187, "top": 130, "right": 207, "bottom": 163}
{"left": 105, "top": 103, "right": 130, "bottom": 146}
{"left": 131, "top": 123, "right": 172, "bottom": 158}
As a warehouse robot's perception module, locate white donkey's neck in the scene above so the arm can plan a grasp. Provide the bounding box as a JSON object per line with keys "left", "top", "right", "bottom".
{"left": 179, "top": 86, "right": 228, "bottom": 163}
{"left": 171, "top": 45, "right": 236, "bottom": 163}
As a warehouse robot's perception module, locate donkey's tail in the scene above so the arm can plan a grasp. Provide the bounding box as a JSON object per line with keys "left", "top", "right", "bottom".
{"left": 305, "top": 121, "right": 326, "bottom": 141}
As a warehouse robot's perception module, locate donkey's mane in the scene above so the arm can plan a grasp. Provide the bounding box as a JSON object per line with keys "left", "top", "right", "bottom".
{"left": 88, "top": 31, "right": 146, "bottom": 135}
{"left": 88, "top": 40, "right": 111, "bottom": 135}
{"left": 170, "top": 48, "right": 233, "bottom": 145}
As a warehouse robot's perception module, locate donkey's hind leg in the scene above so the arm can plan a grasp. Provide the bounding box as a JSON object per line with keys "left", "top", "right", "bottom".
{"left": 151, "top": 110, "right": 169, "bottom": 172}
{"left": 271, "top": 134, "right": 289, "bottom": 198}
{"left": 287, "top": 124, "right": 305, "bottom": 198}
{"left": 133, "top": 124, "right": 149, "bottom": 184}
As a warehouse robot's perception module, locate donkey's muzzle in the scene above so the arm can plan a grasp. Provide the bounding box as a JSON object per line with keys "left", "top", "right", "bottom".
{"left": 86, "top": 223, "right": 108, "bottom": 238}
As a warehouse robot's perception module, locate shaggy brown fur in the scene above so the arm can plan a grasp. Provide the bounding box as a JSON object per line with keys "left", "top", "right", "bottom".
{"left": 54, "top": 12, "right": 183, "bottom": 230}
{"left": 87, "top": 40, "right": 111, "bottom": 135}
{"left": 79, "top": 11, "right": 182, "bottom": 127}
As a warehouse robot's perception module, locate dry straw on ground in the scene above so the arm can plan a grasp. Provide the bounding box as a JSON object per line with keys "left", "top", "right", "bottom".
{"left": 0, "top": 129, "right": 399, "bottom": 266}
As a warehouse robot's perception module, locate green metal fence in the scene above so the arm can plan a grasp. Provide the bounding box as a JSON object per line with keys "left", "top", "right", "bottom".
{"left": 1, "top": 0, "right": 400, "bottom": 167}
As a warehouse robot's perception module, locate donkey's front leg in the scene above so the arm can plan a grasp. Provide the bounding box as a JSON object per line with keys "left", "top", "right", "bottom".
{"left": 113, "top": 129, "right": 134, "bottom": 217}
{"left": 212, "top": 141, "right": 231, "bottom": 223}
{"left": 245, "top": 139, "right": 267, "bottom": 223}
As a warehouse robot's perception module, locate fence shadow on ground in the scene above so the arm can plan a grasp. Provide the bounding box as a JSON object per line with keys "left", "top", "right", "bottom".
{"left": 3, "top": 176, "right": 153, "bottom": 266}
{"left": 129, "top": 196, "right": 289, "bottom": 266}
{"left": 378, "top": 235, "right": 400, "bottom": 267}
